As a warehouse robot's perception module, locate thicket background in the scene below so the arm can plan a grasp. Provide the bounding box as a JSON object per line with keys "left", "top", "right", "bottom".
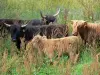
{"left": 0, "top": 0, "right": 100, "bottom": 75}
{"left": 0, "top": 0, "right": 100, "bottom": 22}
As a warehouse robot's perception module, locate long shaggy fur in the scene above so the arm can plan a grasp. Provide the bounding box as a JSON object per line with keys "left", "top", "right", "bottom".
{"left": 71, "top": 20, "right": 100, "bottom": 45}
{"left": 32, "top": 35, "right": 82, "bottom": 64}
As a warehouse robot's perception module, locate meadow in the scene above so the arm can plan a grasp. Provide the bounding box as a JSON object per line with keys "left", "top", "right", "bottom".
{"left": 0, "top": 0, "right": 100, "bottom": 75}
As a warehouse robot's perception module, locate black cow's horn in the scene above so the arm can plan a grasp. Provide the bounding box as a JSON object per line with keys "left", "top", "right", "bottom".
{"left": 53, "top": 8, "right": 60, "bottom": 17}
{"left": 4, "top": 23, "right": 11, "bottom": 27}
{"left": 40, "top": 11, "right": 46, "bottom": 18}
{"left": 21, "top": 24, "right": 27, "bottom": 27}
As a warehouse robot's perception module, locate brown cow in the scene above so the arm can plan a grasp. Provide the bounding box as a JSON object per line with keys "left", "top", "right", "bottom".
{"left": 71, "top": 20, "right": 100, "bottom": 45}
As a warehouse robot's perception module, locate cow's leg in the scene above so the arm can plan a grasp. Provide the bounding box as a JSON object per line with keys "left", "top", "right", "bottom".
{"left": 0, "top": 29, "right": 1, "bottom": 37}
{"left": 47, "top": 48, "right": 54, "bottom": 65}
{"left": 57, "top": 50, "right": 62, "bottom": 60}
{"left": 20, "top": 37, "right": 26, "bottom": 50}
{"left": 0, "top": 25, "right": 3, "bottom": 37}
{"left": 74, "top": 53, "right": 79, "bottom": 64}
{"left": 24, "top": 41, "right": 28, "bottom": 50}
{"left": 0, "top": 25, "right": 1, "bottom": 37}
{"left": 3, "top": 27, "right": 6, "bottom": 37}
{"left": 1, "top": 26, "right": 4, "bottom": 37}
{"left": 69, "top": 52, "right": 75, "bottom": 64}
{"left": 16, "top": 39, "right": 21, "bottom": 53}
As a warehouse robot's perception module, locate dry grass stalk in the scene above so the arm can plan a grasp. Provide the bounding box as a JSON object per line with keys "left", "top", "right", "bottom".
{"left": 83, "top": 62, "right": 100, "bottom": 75}
{"left": 83, "top": 64, "right": 90, "bottom": 75}
{"left": 25, "top": 41, "right": 36, "bottom": 65}
{"left": 20, "top": 37, "right": 25, "bottom": 52}
{"left": 26, "top": 40, "right": 44, "bottom": 66}
{"left": 1, "top": 50, "right": 8, "bottom": 73}
{"left": 65, "top": 61, "right": 71, "bottom": 75}
{"left": 23, "top": 56, "right": 32, "bottom": 75}
{"left": 96, "top": 52, "right": 100, "bottom": 63}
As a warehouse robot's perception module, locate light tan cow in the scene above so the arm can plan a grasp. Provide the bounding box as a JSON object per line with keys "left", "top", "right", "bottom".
{"left": 31, "top": 35, "right": 82, "bottom": 64}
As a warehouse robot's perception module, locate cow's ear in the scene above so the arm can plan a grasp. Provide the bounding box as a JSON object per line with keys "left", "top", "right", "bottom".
{"left": 84, "top": 22, "right": 87, "bottom": 28}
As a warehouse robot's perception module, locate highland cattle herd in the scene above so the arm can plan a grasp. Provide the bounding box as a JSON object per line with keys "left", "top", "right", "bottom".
{"left": 0, "top": 8, "right": 100, "bottom": 64}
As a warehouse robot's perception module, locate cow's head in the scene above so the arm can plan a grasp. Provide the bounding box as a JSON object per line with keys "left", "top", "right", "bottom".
{"left": 71, "top": 20, "right": 87, "bottom": 36}
{"left": 4, "top": 23, "right": 27, "bottom": 42}
{"left": 32, "top": 35, "right": 46, "bottom": 47}
{"left": 40, "top": 8, "right": 60, "bottom": 24}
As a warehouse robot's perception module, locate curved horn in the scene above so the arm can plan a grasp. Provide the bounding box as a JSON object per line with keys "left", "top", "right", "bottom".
{"left": 4, "top": 23, "right": 11, "bottom": 27}
{"left": 40, "top": 11, "right": 45, "bottom": 18}
{"left": 53, "top": 8, "right": 60, "bottom": 17}
{"left": 21, "top": 24, "right": 27, "bottom": 27}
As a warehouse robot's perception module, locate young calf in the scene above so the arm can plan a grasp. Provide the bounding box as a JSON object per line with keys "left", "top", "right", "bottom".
{"left": 31, "top": 35, "right": 82, "bottom": 64}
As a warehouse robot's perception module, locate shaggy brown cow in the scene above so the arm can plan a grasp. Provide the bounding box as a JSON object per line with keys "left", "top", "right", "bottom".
{"left": 71, "top": 20, "right": 100, "bottom": 45}
{"left": 71, "top": 20, "right": 86, "bottom": 36}
{"left": 45, "top": 24, "right": 69, "bottom": 39}
{"left": 31, "top": 35, "right": 82, "bottom": 64}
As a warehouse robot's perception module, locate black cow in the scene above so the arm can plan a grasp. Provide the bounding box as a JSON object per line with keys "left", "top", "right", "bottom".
{"left": 27, "top": 19, "right": 44, "bottom": 25}
{"left": 5, "top": 23, "right": 68, "bottom": 50}
{"left": 25, "top": 24, "right": 68, "bottom": 42}
{"left": 4, "top": 23, "right": 25, "bottom": 49}
{"left": 40, "top": 8, "right": 60, "bottom": 25}
{"left": 25, "top": 25, "right": 41, "bottom": 42}
{"left": 0, "top": 19, "right": 16, "bottom": 37}
{"left": 4, "top": 19, "right": 43, "bottom": 49}
{"left": 0, "top": 19, "right": 29, "bottom": 25}
{"left": 3, "top": 18, "right": 47, "bottom": 49}
{"left": 0, "top": 19, "right": 30, "bottom": 37}
{"left": 45, "top": 24, "right": 68, "bottom": 38}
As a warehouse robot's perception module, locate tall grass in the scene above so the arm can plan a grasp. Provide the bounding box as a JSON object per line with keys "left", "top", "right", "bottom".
{"left": 0, "top": 0, "right": 100, "bottom": 21}
{"left": 0, "top": 0, "right": 100, "bottom": 75}
{"left": 0, "top": 37, "right": 100, "bottom": 75}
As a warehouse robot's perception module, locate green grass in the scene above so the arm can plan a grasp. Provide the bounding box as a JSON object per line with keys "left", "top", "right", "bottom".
{"left": 0, "top": 38, "right": 99, "bottom": 75}
{"left": 0, "top": 0, "right": 100, "bottom": 75}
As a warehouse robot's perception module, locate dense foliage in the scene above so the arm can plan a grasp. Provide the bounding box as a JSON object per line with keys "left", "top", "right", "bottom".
{"left": 0, "top": 0, "right": 100, "bottom": 75}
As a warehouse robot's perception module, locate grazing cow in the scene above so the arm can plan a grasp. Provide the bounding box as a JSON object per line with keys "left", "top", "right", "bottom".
{"left": 40, "top": 8, "right": 60, "bottom": 25}
{"left": 71, "top": 20, "right": 100, "bottom": 45}
{"left": 30, "top": 35, "right": 82, "bottom": 64}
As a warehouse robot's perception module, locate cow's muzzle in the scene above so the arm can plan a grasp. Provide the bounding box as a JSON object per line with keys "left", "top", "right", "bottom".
{"left": 72, "top": 32, "right": 78, "bottom": 36}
